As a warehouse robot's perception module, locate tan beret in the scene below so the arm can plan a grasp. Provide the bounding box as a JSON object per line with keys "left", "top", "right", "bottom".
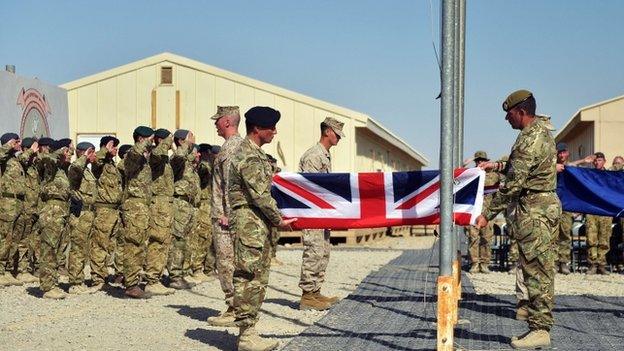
{"left": 502, "top": 90, "right": 533, "bottom": 112}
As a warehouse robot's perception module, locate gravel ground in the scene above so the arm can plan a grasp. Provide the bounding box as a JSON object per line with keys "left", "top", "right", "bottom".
{"left": 469, "top": 269, "right": 624, "bottom": 296}
{"left": 0, "top": 235, "right": 434, "bottom": 351}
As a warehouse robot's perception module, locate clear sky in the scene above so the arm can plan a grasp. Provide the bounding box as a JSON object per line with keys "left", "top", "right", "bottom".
{"left": 1, "top": 0, "right": 623, "bottom": 168}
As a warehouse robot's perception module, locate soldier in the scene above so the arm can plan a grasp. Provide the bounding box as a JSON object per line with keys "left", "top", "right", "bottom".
{"left": 555, "top": 143, "right": 573, "bottom": 275}
{"left": 55, "top": 138, "right": 74, "bottom": 278}
{"left": 466, "top": 151, "right": 499, "bottom": 274}
{"left": 144, "top": 129, "right": 176, "bottom": 295}
{"left": 11, "top": 137, "right": 41, "bottom": 283}
{"left": 38, "top": 138, "right": 73, "bottom": 299}
{"left": 187, "top": 143, "right": 217, "bottom": 283}
{"left": 476, "top": 90, "right": 560, "bottom": 349}
{"left": 121, "top": 126, "right": 154, "bottom": 299}
{"left": 67, "top": 142, "right": 98, "bottom": 294}
{"left": 611, "top": 156, "right": 624, "bottom": 273}
{"left": 228, "top": 106, "right": 296, "bottom": 351}
{"left": 585, "top": 152, "right": 612, "bottom": 275}
{"left": 167, "top": 129, "right": 200, "bottom": 289}
{"left": 297, "top": 117, "right": 344, "bottom": 310}
{"left": 208, "top": 106, "right": 245, "bottom": 327}
{"left": 108, "top": 143, "right": 132, "bottom": 284}
{"left": 0, "top": 133, "right": 33, "bottom": 287}
{"left": 89, "top": 136, "right": 123, "bottom": 291}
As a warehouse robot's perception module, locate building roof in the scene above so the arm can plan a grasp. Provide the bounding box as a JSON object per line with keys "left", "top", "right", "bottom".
{"left": 556, "top": 94, "right": 624, "bottom": 141}
{"left": 61, "top": 52, "right": 429, "bottom": 166}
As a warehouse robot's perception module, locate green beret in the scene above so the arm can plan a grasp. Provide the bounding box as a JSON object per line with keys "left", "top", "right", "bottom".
{"left": 502, "top": 89, "right": 533, "bottom": 112}
{"left": 21, "top": 137, "right": 36, "bottom": 149}
{"left": 76, "top": 142, "right": 95, "bottom": 151}
{"left": 100, "top": 135, "right": 120, "bottom": 147}
{"left": 118, "top": 144, "right": 132, "bottom": 159}
{"left": 198, "top": 143, "right": 212, "bottom": 154}
{"left": 173, "top": 129, "right": 189, "bottom": 139}
{"left": 154, "top": 128, "right": 170, "bottom": 139}
{"left": 38, "top": 137, "right": 54, "bottom": 147}
{"left": 133, "top": 126, "right": 154, "bottom": 138}
{"left": 0, "top": 133, "right": 19, "bottom": 145}
{"left": 245, "top": 106, "right": 281, "bottom": 128}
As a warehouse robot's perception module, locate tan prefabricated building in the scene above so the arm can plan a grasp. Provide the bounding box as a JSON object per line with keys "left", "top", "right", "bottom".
{"left": 61, "top": 53, "right": 428, "bottom": 172}
{"left": 556, "top": 94, "right": 624, "bottom": 162}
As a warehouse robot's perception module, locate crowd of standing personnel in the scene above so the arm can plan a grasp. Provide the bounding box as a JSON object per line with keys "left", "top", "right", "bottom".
{"left": 0, "top": 105, "right": 346, "bottom": 351}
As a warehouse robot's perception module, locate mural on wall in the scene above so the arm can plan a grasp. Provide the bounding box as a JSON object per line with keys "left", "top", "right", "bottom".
{"left": 17, "top": 88, "right": 51, "bottom": 138}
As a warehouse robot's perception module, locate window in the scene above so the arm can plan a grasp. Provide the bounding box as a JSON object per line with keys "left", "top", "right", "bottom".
{"left": 161, "top": 66, "right": 173, "bottom": 84}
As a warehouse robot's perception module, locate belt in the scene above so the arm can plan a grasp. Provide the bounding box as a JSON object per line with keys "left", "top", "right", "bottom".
{"left": 2, "top": 192, "right": 25, "bottom": 200}
{"left": 520, "top": 189, "right": 554, "bottom": 196}
{"left": 95, "top": 202, "right": 120, "bottom": 209}
{"left": 174, "top": 194, "right": 193, "bottom": 203}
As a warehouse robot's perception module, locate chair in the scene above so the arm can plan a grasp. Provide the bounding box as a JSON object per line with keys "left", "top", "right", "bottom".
{"left": 490, "top": 223, "right": 510, "bottom": 271}
{"left": 570, "top": 221, "right": 587, "bottom": 272}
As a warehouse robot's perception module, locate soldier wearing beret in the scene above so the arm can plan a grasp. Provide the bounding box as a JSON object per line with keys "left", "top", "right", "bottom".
{"left": 66, "top": 142, "right": 98, "bottom": 294}
{"left": 466, "top": 151, "right": 500, "bottom": 274}
{"left": 37, "top": 137, "right": 73, "bottom": 299}
{"left": 53, "top": 138, "right": 74, "bottom": 275}
{"left": 297, "top": 117, "right": 344, "bottom": 310}
{"left": 476, "top": 90, "right": 560, "bottom": 349}
{"left": 584, "top": 152, "right": 612, "bottom": 275}
{"left": 88, "top": 136, "right": 124, "bottom": 290}
{"left": 186, "top": 143, "right": 217, "bottom": 284}
{"left": 228, "top": 106, "right": 296, "bottom": 351}
{"left": 208, "top": 106, "right": 245, "bottom": 326}
{"left": 121, "top": 126, "right": 155, "bottom": 298}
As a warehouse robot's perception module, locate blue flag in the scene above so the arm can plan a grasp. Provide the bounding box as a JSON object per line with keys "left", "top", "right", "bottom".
{"left": 557, "top": 167, "right": 624, "bottom": 217}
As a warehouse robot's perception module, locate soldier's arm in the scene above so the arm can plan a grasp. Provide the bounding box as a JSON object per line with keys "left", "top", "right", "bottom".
{"left": 0, "top": 143, "right": 12, "bottom": 165}
{"left": 238, "top": 155, "right": 283, "bottom": 226}
{"left": 170, "top": 143, "right": 189, "bottom": 182}
{"left": 16, "top": 148, "right": 34, "bottom": 166}
{"left": 68, "top": 155, "right": 87, "bottom": 191}
{"left": 124, "top": 142, "right": 148, "bottom": 180}
{"left": 299, "top": 153, "right": 324, "bottom": 173}
{"left": 149, "top": 136, "right": 172, "bottom": 178}
{"left": 39, "top": 154, "right": 58, "bottom": 182}
{"left": 91, "top": 148, "right": 108, "bottom": 179}
{"left": 211, "top": 159, "right": 225, "bottom": 218}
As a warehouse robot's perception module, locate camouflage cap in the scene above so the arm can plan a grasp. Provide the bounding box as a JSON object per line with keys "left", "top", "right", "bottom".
{"left": 211, "top": 106, "right": 240, "bottom": 120}
{"left": 502, "top": 89, "right": 533, "bottom": 112}
{"left": 474, "top": 150, "right": 489, "bottom": 161}
{"left": 323, "top": 117, "right": 345, "bottom": 138}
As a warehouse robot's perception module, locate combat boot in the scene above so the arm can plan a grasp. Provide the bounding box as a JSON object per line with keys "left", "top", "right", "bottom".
{"left": 237, "top": 326, "right": 279, "bottom": 351}
{"left": 559, "top": 263, "right": 571, "bottom": 275}
{"left": 299, "top": 291, "right": 332, "bottom": 311}
{"left": 597, "top": 265, "right": 610, "bottom": 275}
{"left": 317, "top": 289, "right": 339, "bottom": 305}
{"left": 125, "top": 285, "right": 151, "bottom": 299}
{"left": 586, "top": 265, "right": 597, "bottom": 275}
{"left": 90, "top": 282, "right": 105, "bottom": 293}
{"left": 480, "top": 263, "right": 491, "bottom": 274}
{"left": 468, "top": 264, "right": 480, "bottom": 274}
{"left": 69, "top": 283, "right": 94, "bottom": 295}
{"left": 207, "top": 307, "right": 236, "bottom": 327}
{"left": 515, "top": 306, "right": 529, "bottom": 321}
{"left": 16, "top": 272, "right": 39, "bottom": 283}
{"left": 43, "top": 287, "right": 68, "bottom": 299}
{"left": 510, "top": 329, "right": 550, "bottom": 349}
{"left": 188, "top": 271, "right": 213, "bottom": 283}
{"left": 0, "top": 273, "right": 23, "bottom": 286}
{"left": 169, "top": 277, "right": 195, "bottom": 290}
{"left": 145, "top": 282, "right": 175, "bottom": 295}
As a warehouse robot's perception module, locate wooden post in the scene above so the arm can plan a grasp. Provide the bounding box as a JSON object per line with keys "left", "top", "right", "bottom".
{"left": 455, "top": 250, "right": 462, "bottom": 301}
{"left": 437, "top": 276, "right": 455, "bottom": 350}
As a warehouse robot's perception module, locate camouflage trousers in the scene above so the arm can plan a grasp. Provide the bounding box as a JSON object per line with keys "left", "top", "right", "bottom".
{"left": 0, "top": 197, "right": 23, "bottom": 275}
{"left": 90, "top": 206, "right": 121, "bottom": 284}
{"left": 121, "top": 198, "right": 150, "bottom": 288}
{"left": 269, "top": 227, "right": 280, "bottom": 259}
{"left": 467, "top": 223, "right": 493, "bottom": 265}
{"left": 513, "top": 192, "right": 560, "bottom": 331}
{"left": 213, "top": 218, "right": 235, "bottom": 307}
{"left": 558, "top": 212, "right": 573, "bottom": 264}
{"left": 56, "top": 214, "right": 71, "bottom": 271}
{"left": 145, "top": 196, "right": 174, "bottom": 284}
{"left": 188, "top": 202, "right": 215, "bottom": 274}
{"left": 11, "top": 210, "right": 38, "bottom": 274}
{"left": 299, "top": 229, "right": 331, "bottom": 293}
{"left": 38, "top": 199, "right": 69, "bottom": 292}
{"left": 168, "top": 198, "right": 197, "bottom": 279}
{"left": 68, "top": 210, "right": 95, "bottom": 285}
{"left": 231, "top": 207, "right": 274, "bottom": 327}
{"left": 585, "top": 214, "right": 612, "bottom": 266}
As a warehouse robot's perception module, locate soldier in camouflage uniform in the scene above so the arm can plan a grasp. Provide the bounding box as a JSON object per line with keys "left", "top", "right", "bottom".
{"left": 585, "top": 152, "right": 612, "bottom": 275}
{"left": 144, "top": 129, "right": 176, "bottom": 296}
{"left": 90, "top": 136, "right": 123, "bottom": 290}
{"left": 55, "top": 138, "right": 74, "bottom": 278}
{"left": 108, "top": 144, "right": 132, "bottom": 283}
{"left": 187, "top": 143, "right": 217, "bottom": 283}
{"left": 476, "top": 90, "right": 560, "bottom": 349}
{"left": 11, "top": 137, "right": 41, "bottom": 283}
{"left": 228, "top": 106, "right": 296, "bottom": 351}
{"left": 208, "top": 106, "right": 245, "bottom": 327}
{"left": 466, "top": 151, "right": 500, "bottom": 274}
{"left": 37, "top": 138, "right": 73, "bottom": 299}
{"left": 298, "top": 117, "right": 344, "bottom": 311}
{"left": 0, "top": 134, "right": 33, "bottom": 287}
{"left": 67, "top": 142, "right": 98, "bottom": 294}
{"left": 554, "top": 143, "right": 573, "bottom": 274}
{"left": 167, "top": 129, "right": 200, "bottom": 289}
{"left": 121, "top": 126, "right": 154, "bottom": 299}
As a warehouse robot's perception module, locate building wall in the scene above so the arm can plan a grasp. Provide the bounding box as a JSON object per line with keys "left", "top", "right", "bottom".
{"left": 560, "top": 121, "right": 593, "bottom": 161}
{"left": 66, "top": 60, "right": 421, "bottom": 172}
{"left": 591, "top": 99, "right": 624, "bottom": 161}
{"left": 355, "top": 128, "right": 422, "bottom": 172}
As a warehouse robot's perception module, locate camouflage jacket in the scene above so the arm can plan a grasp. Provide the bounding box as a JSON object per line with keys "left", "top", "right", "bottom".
{"left": 197, "top": 159, "right": 213, "bottom": 206}
{"left": 211, "top": 134, "right": 244, "bottom": 219}
{"left": 171, "top": 143, "right": 200, "bottom": 205}
{"left": 0, "top": 148, "right": 35, "bottom": 198}
{"left": 299, "top": 142, "right": 331, "bottom": 173}
{"left": 150, "top": 136, "right": 174, "bottom": 198}
{"left": 228, "top": 137, "right": 282, "bottom": 226}
{"left": 92, "top": 148, "right": 123, "bottom": 205}
{"left": 483, "top": 116, "right": 557, "bottom": 220}
{"left": 483, "top": 170, "right": 501, "bottom": 209}
{"left": 23, "top": 155, "right": 40, "bottom": 213}
{"left": 39, "top": 150, "right": 70, "bottom": 202}
{"left": 124, "top": 141, "right": 152, "bottom": 200}
{"left": 68, "top": 155, "right": 97, "bottom": 206}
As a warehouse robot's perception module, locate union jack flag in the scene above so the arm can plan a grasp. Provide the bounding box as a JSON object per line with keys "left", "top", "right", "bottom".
{"left": 271, "top": 168, "right": 485, "bottom": 230}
